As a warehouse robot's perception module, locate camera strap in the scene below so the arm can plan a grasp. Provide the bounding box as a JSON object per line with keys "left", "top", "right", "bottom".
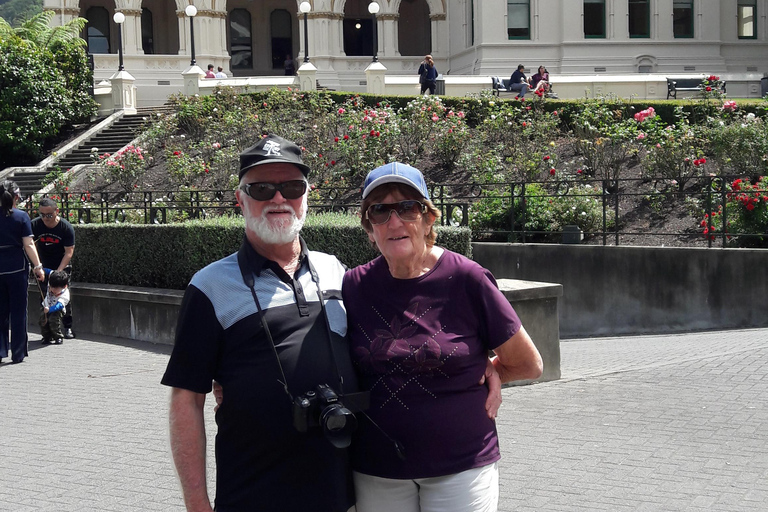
{"left": 236, "top": 243, "right": 346, "bottom": 402}
{"left": 237, "top": 247, "right": 294, "bottom": 403}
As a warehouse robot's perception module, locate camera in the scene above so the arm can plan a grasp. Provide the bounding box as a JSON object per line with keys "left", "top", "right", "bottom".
{"left": 293, "top": 384, "right": 369, "bottom": 448}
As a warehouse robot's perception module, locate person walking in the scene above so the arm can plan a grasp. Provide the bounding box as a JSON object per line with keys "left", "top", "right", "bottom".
{"left": 31, "top": 197, "right": 76, "bottom": 339}
{"left": 418, "top": 55, "right": 438, "bottom": 96}
{"left": 162, "top": 135, "right": 359, "bottom": 512}
{"left": 0, "top": 181, "right": 45, "bottom": 364}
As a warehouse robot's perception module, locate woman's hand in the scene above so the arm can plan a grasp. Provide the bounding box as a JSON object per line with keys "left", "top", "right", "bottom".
{"left": 479, "top": 358, "right": 502, "bottom": 420}
{"left": 212, "top": 381, "right": 223, "bottom": 412}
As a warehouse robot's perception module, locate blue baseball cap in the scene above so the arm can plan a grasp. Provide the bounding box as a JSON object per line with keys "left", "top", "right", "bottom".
{"left": 361, "top": 162, "right": 430, "bottom": 200}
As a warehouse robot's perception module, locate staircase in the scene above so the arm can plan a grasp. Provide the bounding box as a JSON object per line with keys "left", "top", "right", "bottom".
{"left": 11, "top": 106, "right": 173, "bottom": 198}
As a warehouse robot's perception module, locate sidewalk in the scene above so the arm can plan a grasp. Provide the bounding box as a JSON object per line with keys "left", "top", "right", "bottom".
{"left": 1, "top": 328, "right": 767, "bottom": 511}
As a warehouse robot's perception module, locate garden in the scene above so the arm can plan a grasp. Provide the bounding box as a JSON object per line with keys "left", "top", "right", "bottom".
{"left": 40, "top": 78, "right": 768, "bottom": 248}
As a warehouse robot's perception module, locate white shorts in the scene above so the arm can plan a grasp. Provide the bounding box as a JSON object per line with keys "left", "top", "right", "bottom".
{"left": 353, "top": 462, "right": 499, "bottom": 512}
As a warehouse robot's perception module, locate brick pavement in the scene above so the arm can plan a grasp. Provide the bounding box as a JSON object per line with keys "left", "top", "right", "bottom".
{"left": 1, "top": 328, "right": 766, "bottom": 511}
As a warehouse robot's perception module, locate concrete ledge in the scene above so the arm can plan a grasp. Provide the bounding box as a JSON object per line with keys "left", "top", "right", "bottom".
{"left": 29, "top": 281, "right": 183, "bottom": 346}
{"left": 497, "top": 278, "right": 562, "bottom": 384}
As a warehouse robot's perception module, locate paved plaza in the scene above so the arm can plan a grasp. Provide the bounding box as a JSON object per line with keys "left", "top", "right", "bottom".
{"left": 1, "top": 328, "right": 766, "bottom": 511}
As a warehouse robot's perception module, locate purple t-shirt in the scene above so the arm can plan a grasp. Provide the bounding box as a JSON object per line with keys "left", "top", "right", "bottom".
{"left": 342, "top": 249, "right": 522, "bottom": 479}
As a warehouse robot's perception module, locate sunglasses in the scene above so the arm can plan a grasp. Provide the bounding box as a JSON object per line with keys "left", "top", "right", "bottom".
{"left": 366, "top": 200, "right": 427, "bottom": 225}
{"left": 40, "top": 213, "right": 56, "bottom": 219}
{"left": 240, "top": 180, "right": 307, "bottom": 201}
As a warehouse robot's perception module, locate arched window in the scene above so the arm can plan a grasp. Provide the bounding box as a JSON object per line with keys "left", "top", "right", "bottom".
{"left": 141, "top": 8, "right": 154, "bottom": 54}
{"left": 86, "top": 7, "right": 110, "bottom": 54}
{"left": 398, "top": 0, "right": 431, "bottom": 56}
{"left": 230, "top": 9, "right": 252, "bottom": 69}
{"left": 270, "top": 9, "right": 293, "bottom": 70}
{"left": 343, "top": 1, "right": 373, "bottom": 56}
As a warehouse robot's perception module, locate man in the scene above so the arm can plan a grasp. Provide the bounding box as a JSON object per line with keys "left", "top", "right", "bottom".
{"left": 205, "top": 64, "right": 216, "bottom": 78}
{"left": 161, "top": 135, "right": 358, "bottom": 512}
{"left": 508, "top": 64, "right": 530, "bottom": 98}
{"left": 214, "top": 66, "right": 227, "bottom": 79}
{"left": 31, "top": 198, "right": 75, "bottom": 339}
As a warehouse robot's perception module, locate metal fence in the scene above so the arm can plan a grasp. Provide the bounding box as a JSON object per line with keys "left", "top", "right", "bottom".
{"left": 25, "top": 175, "right": 767, "bottom": 248}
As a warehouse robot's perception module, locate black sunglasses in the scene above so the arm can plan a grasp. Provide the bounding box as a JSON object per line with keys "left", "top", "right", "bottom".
{"left": 366, "top": 200, "right": 427, "bottom": 225}
{"left": 240, "top": 180, "right": 307, "bottom": 201}
{"left": 40, "top": 213, "right": 56, "bottom": 219}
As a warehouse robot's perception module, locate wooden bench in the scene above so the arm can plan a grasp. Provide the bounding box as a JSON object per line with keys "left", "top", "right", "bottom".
{"left": 666, "top": 77, "right": 726, "bottom": 99}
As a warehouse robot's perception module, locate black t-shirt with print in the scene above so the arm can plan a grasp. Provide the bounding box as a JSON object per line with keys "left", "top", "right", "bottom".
{"left": 31, "top": 217, "right": 75, "bottom": 269}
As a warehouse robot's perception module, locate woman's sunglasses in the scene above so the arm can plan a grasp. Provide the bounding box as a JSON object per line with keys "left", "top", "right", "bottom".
{"left": 366, "top": 200, "right": 427, "bottom": 225}
{"left": 240, "top": 180, "right": 307, "bottom": 201}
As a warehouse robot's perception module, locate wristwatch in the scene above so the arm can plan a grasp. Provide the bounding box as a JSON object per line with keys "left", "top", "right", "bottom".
{"left": 34, "top": 264, "right": 43, "bottom": 270}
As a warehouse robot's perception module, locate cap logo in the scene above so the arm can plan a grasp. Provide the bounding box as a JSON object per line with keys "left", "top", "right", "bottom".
{"left": 263, "top": 140, "right": 282, "bottom": 156}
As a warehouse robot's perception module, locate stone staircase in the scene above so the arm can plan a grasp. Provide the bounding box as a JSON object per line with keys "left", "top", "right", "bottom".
{"left": 10, "top": 106, "right": 174, "bottom": 198}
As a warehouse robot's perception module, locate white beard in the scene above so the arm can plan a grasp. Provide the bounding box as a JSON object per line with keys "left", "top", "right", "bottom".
{"left": 246, "top": 195, "right": 307, "bottom": 245}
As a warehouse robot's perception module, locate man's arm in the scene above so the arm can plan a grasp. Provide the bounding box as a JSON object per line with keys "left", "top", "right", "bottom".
{"left": 58, "top": 245, "right": 74, "bottom": 271}
{"left": 169, "top": 387, "right": 213, "bottom": 512}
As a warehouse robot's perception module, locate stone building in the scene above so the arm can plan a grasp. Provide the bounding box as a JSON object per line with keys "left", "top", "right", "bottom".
{"left": 44, "top": 0, "right": 768, "bottom": 102}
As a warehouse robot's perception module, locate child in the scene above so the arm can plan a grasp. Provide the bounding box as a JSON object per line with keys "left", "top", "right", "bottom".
{"left": 40, "top": 270, "right": 70, "bottom": 345}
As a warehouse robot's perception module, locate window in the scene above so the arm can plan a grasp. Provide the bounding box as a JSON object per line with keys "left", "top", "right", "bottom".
{"left": 673, "top": 0, "right": 693, "bottom": 38}
{"left": 229, "top": 9, "right": 252, "bottom": 69}
{"left": 628, "top": 0, "right": 650, "bottom": 38}
{"left": 141, "top": 8, "right": 154, "bottom": 54}
{"left": 507, "top": 0, "right": 530, "bottom": 39}
{"left": 738, "top": 0, "right": 756, "bottom": 38}
{"left": 584, "top": 0, "right": 606, "bottom": 38}
{"left": 270, "top": 10, "right": 293, "bottom": 70}
{"left": 469, "top": 0, "right": 475, "bottom": 46}
{"left": 85, "top": 7, "right": 110, "bottom": 54}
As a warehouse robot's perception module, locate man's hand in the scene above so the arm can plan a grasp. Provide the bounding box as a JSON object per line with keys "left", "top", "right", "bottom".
{"left": 44, "top": 306, "right": 49, "bottom": 314}
{"left": 479, "top": 358, "right": 502, "bottom": 420}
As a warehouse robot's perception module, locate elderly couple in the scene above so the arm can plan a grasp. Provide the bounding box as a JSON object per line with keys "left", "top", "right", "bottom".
{"left": 162, "top": 134, "right": 543, "bottom": 512}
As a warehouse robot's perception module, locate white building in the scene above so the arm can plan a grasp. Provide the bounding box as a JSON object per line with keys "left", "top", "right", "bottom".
{"left": 45, "top": 0, "right": 768, "bottom": 104}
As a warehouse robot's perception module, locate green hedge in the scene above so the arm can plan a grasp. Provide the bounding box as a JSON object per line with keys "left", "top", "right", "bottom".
{"left": 72, "top": 214, "right": 471, "bottom": 290}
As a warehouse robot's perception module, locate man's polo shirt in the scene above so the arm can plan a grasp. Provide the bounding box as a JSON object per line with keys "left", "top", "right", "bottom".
{"left": 162, "top": 239, "right": 357, "bottom": 512}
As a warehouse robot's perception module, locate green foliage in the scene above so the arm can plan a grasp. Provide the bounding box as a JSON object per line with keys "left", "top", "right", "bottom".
{"left": 0, "top": 0, "right": 42, "bottom": 27}
{"left": 97, "top": 145, "right": 148, "bottom": 192}
{"left": 700, "top": 177, "right": 768, "bottom": 247}
{"left": 707, "top": 112, "right": 768, "bottom": 176}
{"left": 0, "top": 37, "right": 73, "bottom": 166}
{"left": 72, "top": 216, "right": 471, "bottom": 289}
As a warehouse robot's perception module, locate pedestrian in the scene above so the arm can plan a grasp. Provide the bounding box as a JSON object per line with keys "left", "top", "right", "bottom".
{"left": 205, "top": 64, "right": 216, "bottom": 78}
{"left": 214, "top": 66, "right": 227, "bottom": 79}
{"left": 0, "top": 181, "right": 45, "bottom": 364}
{"left": 39, "top": 270, "right": 70, "bottom": 345}
{"left": 343, "top": 163, "right": 543, "bottom": 512}
{"left": 31, "top": 197, "right": 76, "bottom": 339}
{"left": 162, "top": 134, "right": 358, "bottom": 512}
{"left": 284, "top": 54, "right": 296, "bottom": 76}
{"left": 508, "top": 64, "right": 530, "bottom": 98}
{"left": 417, "top": 54, "right": 438, "bottom": 96}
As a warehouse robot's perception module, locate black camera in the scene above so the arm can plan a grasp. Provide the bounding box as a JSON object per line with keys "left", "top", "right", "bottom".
{"left": 293, "top": 384, "right": 369, "bottom": 448}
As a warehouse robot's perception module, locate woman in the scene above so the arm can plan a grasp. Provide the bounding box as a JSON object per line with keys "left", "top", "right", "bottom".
{"left": 531, "top": 65, "right": 550, "bottom": 94}
{"left": 417, "top": 55, "right": 438, "bottom": 96}
{"left": 343, "top": 163, "right": 543, "bottom": 512}
{"left": 0, "top": 181, "right": 45, "bottom": 364}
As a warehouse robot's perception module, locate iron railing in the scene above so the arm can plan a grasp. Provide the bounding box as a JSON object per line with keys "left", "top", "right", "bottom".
{"left": 24, "top": 175, "right": 767, "bottom": 248}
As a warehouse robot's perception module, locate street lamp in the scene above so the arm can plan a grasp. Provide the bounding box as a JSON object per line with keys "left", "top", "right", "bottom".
{"left": 113, "top": 12, "right": 125, "bottom": 71}
{"left": 299, "top": 2, "right": 311, "bottom": 63}
{"left": 185, "top": 4, "right": 198, "bottom": 66}
{"left": 368, "top": 2, "right": 379, "bottom": 62}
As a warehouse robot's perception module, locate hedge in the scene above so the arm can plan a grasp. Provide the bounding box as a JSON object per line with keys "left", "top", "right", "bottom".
{"left": 72, "top": 214, "right": 471, "bottom": 290}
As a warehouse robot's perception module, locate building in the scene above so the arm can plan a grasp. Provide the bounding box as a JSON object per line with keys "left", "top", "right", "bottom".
{"left": 44, "top": 0, "right": 768, "bottom": 104}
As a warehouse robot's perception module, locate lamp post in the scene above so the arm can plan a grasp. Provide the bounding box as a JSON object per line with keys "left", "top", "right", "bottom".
{"left": 368, "top": 2, "right": 379, "bottom": 62}
{"left": 113, "top": 12, "right": 125, "bottom": 71}
{"left": 185, "top": 5, "right": 198, "bottom": 66}
{"left": 299, "top": 2, "right": 311, "bottom": 63}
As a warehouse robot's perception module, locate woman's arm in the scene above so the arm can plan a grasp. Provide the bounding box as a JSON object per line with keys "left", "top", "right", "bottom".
{"left": 491, "top": 326, "right": 543, "bottom": 383}
{"left": 22, "top": 235, "right": 45, "bottom": 281}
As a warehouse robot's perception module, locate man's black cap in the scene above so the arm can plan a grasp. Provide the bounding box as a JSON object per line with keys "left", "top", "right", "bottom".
{"left": 238, "top": 134, "right": 310, "bottom": 180}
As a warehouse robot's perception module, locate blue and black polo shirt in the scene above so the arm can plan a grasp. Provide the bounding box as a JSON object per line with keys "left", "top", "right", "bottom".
{"left": 162, "top": 238, "right": 357, "bottom": 512}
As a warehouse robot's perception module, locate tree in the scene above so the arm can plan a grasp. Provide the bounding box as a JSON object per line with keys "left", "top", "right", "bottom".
{"left": 0, "top": 0, "right": 43, "bottom": 28}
